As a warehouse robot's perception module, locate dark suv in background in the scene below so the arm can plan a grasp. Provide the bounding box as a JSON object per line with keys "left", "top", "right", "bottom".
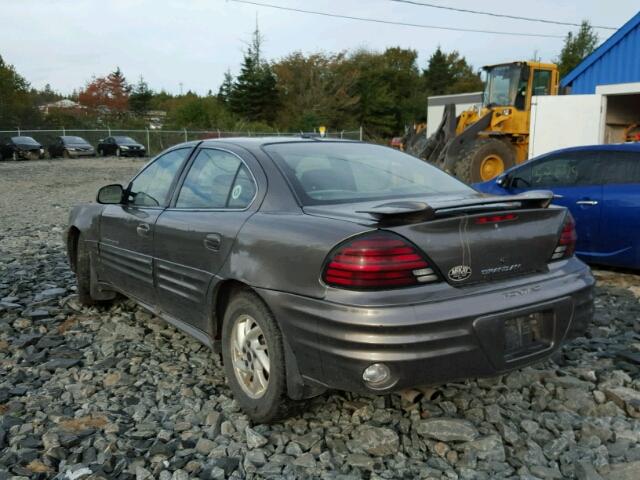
{"left": 97, "top": 136, "right": 146, "bottom": 157}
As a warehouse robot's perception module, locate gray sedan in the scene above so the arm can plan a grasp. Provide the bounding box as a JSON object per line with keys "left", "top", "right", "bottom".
{"left": 66, "top": 138, "right": 594, "bottom": 422}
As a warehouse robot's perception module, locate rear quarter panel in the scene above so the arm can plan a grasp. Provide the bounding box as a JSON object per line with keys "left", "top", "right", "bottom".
{"left": 221, "top": 212, "right": 365, "bottom": 299}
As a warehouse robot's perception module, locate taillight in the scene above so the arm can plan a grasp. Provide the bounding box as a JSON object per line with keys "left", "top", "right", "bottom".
{"left": 551, "top": 214, "right": 577, "bottom": 260}
{"left": 475, "top": 213, "right": 518, "bottom": 224}
{"left": 322, "top": 232, "right": 438, "bottom": 289}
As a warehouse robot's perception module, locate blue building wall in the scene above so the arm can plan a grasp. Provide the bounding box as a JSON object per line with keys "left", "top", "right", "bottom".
{"left": 561, "top": 11, "right": 640, "bottom": 94}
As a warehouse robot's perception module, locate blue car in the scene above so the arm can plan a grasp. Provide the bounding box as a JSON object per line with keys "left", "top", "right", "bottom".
{"left": 474, "top": 143, "right": 640, "bottom": 269}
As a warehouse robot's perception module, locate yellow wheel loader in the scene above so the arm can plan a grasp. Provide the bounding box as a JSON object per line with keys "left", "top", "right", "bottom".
{"left": 417, "top": 61, "right": 559, "bottom": 183}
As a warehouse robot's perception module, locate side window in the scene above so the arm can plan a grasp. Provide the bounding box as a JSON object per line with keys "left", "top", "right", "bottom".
{"left": 532, "top": 70, "right": 551, "bottom": 96}
{"left": 528, "top": 153, "right": 599, "bottom": 188}
{"left": 600, "top": 151, "right": 640, "bottom": 184}
{"left": 176, "top": 149, "right": 256, "bottom": 209}
{"left": 128, "top": 148, "right": 191, "bottom": 207}
{"left": 228, "top": 165, "right": 257, "bottom": 208}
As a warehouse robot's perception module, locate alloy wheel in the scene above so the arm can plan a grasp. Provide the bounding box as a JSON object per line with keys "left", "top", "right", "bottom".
{"left": 230, "top": 314, "right": 270, "bottom": 399}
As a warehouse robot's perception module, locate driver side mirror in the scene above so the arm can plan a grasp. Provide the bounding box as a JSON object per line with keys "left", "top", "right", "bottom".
{"left": 97, "top": 184, "right": 124, "bottom": 204}
{"left": 496, "top": 174, "right": 509, "bottom": 188}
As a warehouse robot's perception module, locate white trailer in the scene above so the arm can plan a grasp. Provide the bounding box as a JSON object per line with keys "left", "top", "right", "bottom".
{"left": 529, "top": 82, "right": 640, "bottom": 157}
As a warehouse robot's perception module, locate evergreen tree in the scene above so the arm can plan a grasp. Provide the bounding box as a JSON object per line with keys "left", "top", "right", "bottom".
{"left": 0, "top": 55, "right": 40, "bottom": 127}
{"left": 129, "top": 76, "right": 153, "bottom": 115}
{"left": 228, "top": 26, "right": 279, "bottom": 123}
{"left": 423, "top": 47, "right": 482, "bottom": 96}
{"left": 558, "top": 21, "right": 598, "bottom": 78}
{"left": 217, "top": 69, "right": 234, "bottom": 104}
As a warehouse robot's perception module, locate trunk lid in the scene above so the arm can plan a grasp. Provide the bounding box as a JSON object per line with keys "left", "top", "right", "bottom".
{"left": 304, "top": 191, "right": 565, "bottom": 285}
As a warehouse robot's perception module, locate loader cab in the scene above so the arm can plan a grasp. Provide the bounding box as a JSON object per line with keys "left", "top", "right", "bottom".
{"left": 482, "top": 62, "right": 558, "bottom": 111}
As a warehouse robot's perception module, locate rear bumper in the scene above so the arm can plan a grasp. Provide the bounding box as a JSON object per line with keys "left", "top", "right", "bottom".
{"left": 257, "top": 259, "right": 595, "bottom": 395}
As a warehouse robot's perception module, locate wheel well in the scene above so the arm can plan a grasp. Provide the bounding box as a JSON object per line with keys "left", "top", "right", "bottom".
{"left": 213, "top": 280, "right": 250, "bottom": 340}
{"left": 68, "top": 226, "right": 81, "bottom": 272}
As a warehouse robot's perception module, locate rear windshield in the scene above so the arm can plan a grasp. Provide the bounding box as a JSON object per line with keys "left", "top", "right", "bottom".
{"left": 264, "top": 142, "right": 472, "bottom": 205}
{"left": 11, "top": 136, "right": 39, "bottom": 145}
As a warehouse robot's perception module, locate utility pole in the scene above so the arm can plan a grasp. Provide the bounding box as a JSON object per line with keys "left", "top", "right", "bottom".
{"left": 179, "top": 82, "right": 184, "bottom": 96}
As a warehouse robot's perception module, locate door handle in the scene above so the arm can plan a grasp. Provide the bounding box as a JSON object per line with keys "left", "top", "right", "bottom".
{"left": 136, "top": 223, "right": 151, "bottom": 236}
{"left": 576, "top": 200, "right": 598, "bottom": 206}
{"left": 204, "top": 233, "right": 222, "bottom": 252}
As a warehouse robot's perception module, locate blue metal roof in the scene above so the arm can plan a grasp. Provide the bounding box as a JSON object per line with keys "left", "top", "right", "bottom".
{"left": 561, "top": 10, "right": 640, "bottom": 94}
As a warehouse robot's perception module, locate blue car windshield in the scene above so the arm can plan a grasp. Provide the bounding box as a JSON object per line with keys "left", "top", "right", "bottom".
{"left": 264, "top": 142, "right": 472, "bottom": 205}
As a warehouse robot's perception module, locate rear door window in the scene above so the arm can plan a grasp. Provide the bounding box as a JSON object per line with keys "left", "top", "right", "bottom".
{"left": 516, "top": 151, "right": 601, "bottom": 188}
{"left": 599, "top": 151, "right": 640, "bottom": 184}
{"left": 176, "top": 148, "right": 256, "bottom": 209}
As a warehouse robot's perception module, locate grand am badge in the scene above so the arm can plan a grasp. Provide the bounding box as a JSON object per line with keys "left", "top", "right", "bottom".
{"left": 448, "top": 265, "right": 472, "bottom": 282}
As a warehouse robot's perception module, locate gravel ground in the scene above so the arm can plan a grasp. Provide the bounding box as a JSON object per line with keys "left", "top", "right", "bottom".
{"left": 1, "top": 157, "right": 640, "bottom": 479}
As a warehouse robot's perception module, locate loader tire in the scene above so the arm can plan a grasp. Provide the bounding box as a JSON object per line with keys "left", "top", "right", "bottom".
{"left": 453, "top": 138, "right": 515, "bottom": 184}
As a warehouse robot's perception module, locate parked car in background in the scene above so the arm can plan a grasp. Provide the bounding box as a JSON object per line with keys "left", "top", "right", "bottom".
{"left": 66, "top": 138, "right": 594, "bottom": 422}
{"left": 48, "top": 136, "right": 96, "bottom": 158}
{"left": 97, "top": 136, "right": 146, "bottom": 157}
{"left": 474, "top": 143, "right": 640, "bottom": 269}
{"left": 0, "top": 136, "right": 45, "bottom": 160}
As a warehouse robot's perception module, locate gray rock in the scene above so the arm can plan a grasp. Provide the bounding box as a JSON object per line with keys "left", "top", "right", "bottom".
{"left": 604, "top": 387, "right": 640, "bottom": 418}
{"left": 601, "top": 461, "right": 640, "bottom": 480}
{"left": 293, "top": 452, "right": 316, "bottom": 468}
{"left": 245, "top": 449, "right": 267, "bottom": 467}
{"left": 530, "top": 465, "right": 563, "bottom": 479}
{"left": 348, "top": 425, "right": 399, "bottom": 456}
{"left": 575, "top": 461, "right": 605, "bottom": 480}
{"left": 245, "top": 426, "right": 268, "bottom": 449}
{"left": 416, "top": 418, "right": 479, "bottom": 442}
{"left": 196, "top": 437, "right": 215, "bottom": 455}
{"left": 462, "top": 435, "right": 505, "bottom": 462}
{"left": 346, "top": 453, "right": 375, "bottom": 471}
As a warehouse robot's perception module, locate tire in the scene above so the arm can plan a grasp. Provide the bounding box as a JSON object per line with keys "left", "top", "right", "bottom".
{"left": 75, "top": 233, "right": 97, "bottom": 306}
{"left": 63, "top": 149, "right": 71, "bottom": 159}
{"left": 98, "top": 148, "right": 104, "bottom": 157}
{"left": 11, "top": 151, "right": 18, "bottom": 161}
{"left": 116, "top": 148, "right": 121, "bottom": 158}
{"left": 453, "top": 138, "right": 516, "bottom": 184}
{"left": 221, "top": 290, "right": 289, "bottom": 423}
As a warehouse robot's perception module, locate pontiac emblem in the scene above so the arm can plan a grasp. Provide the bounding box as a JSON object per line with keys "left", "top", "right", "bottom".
{"left": 448, "top": 265, "right": 472, "bottom": 282}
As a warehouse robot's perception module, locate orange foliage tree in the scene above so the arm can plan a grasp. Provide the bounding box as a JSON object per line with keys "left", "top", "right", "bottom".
{"left": 78, "top": 68, "right": 130, "bottom": 113}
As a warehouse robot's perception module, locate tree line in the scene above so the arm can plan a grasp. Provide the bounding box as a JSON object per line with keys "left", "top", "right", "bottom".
{"left": 0, "top": 22, "right": 598, "bottom": 139}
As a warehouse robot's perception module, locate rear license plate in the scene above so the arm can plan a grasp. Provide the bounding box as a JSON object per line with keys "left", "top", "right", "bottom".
{"left": 504, "top": 312, "right": 546, "bottom": 355}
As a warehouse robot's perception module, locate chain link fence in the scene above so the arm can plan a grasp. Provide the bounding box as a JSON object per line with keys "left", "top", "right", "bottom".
{"left": 0, "top": 128, "right": 363, "bottom": 157}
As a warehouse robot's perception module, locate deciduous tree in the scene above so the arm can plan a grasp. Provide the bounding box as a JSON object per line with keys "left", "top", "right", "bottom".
{"left": 78, "top": 67, "right": 130, "bottom": 113}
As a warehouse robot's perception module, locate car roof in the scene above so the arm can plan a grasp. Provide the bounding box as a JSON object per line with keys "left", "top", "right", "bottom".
{"left": 535, "top": 142, "right": 640, "bottom": 159}
{"left": 198, "top": 136, "right": 358, "bottom": 149}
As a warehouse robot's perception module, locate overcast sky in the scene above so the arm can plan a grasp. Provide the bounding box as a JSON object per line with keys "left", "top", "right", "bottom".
{"left": 1, "top": 1, "right": 637, "bottom": 95}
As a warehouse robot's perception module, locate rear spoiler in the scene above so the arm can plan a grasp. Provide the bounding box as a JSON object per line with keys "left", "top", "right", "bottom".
{"left": 357, "top": 190, "right": 554, "bottom": 222}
